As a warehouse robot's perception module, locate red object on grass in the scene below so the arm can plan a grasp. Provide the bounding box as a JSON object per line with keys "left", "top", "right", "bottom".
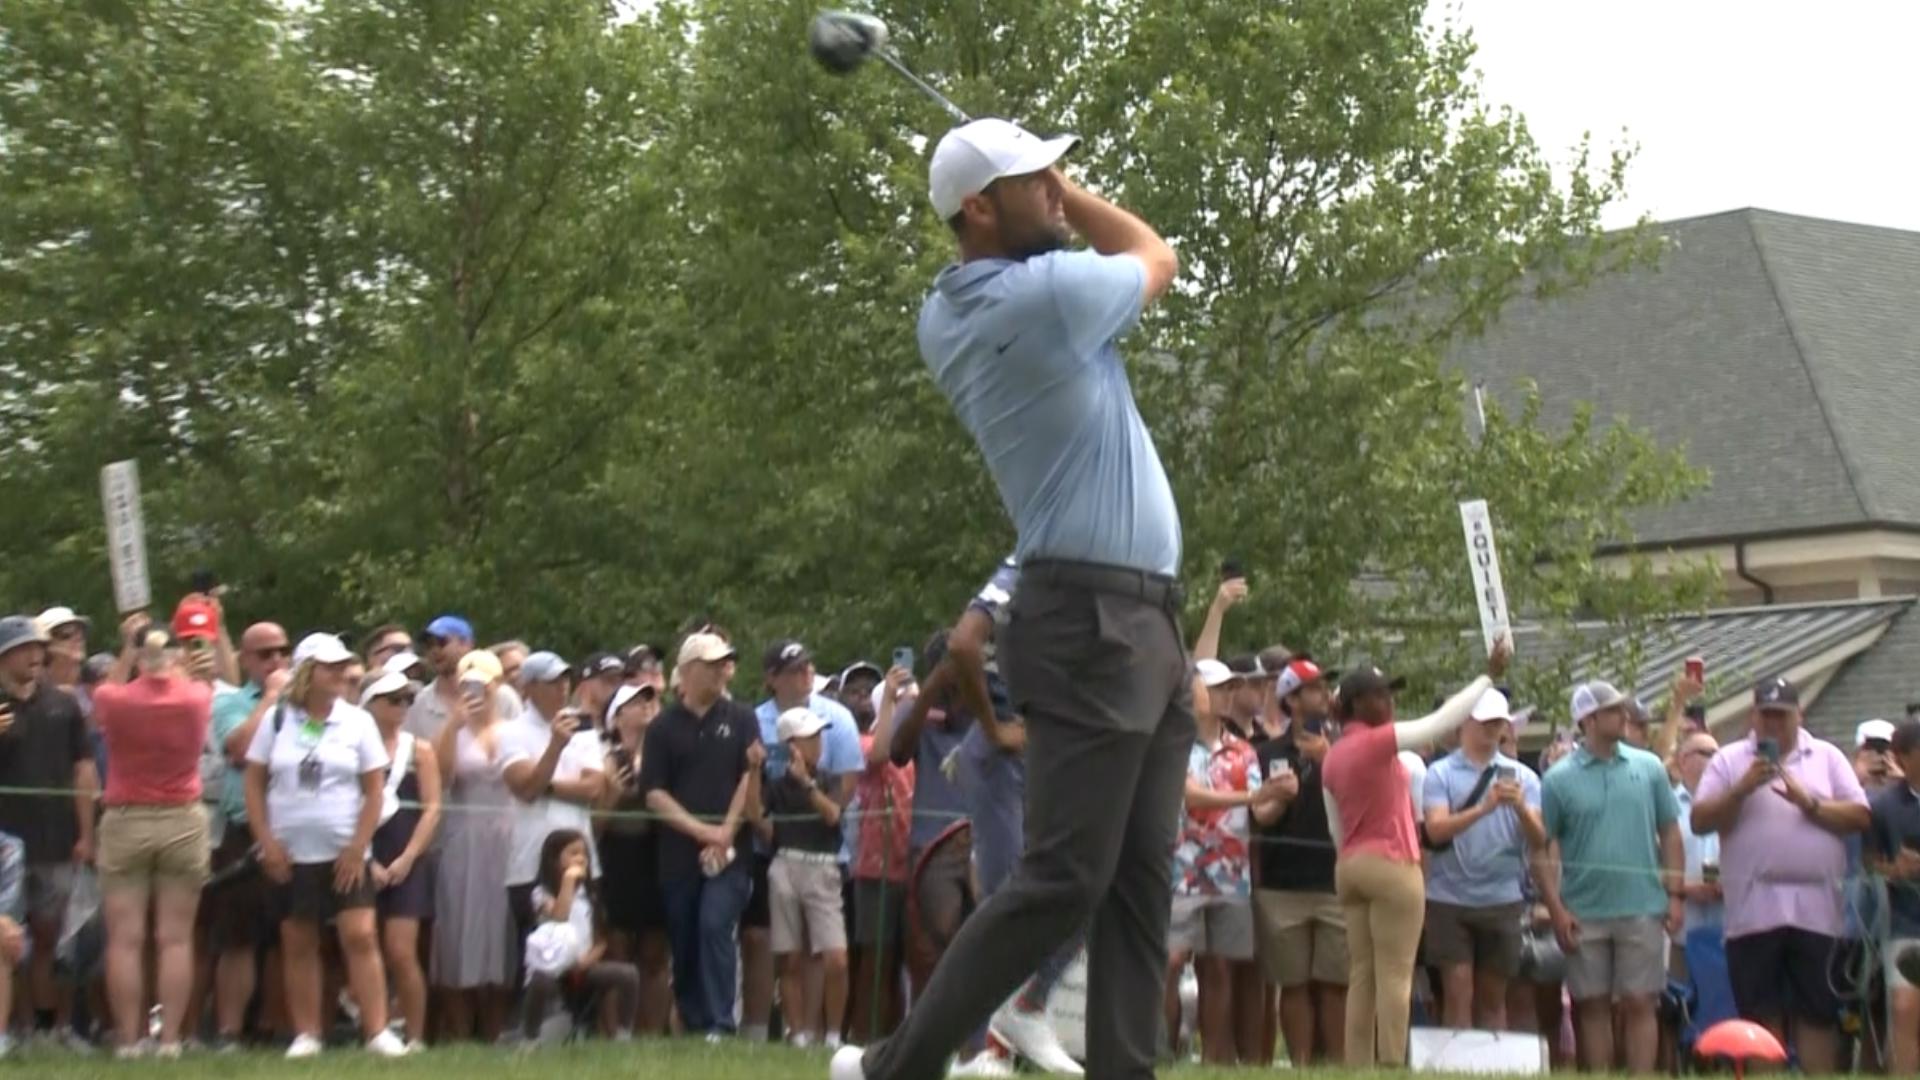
{"left": 1695, "top": 1019, "right": 1787, "bottom": 1079}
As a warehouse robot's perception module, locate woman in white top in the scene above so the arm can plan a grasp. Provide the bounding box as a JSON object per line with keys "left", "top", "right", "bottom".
{"left": 243, "top": 633, "right": 405, "bottom": 1059}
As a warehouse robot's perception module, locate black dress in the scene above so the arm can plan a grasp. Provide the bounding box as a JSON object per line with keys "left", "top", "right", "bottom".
{"left": 599, "top": 742, "right": 663, "bottom": 935}
{"left": 373, "top": 739, "right": 435, "bottom": 921}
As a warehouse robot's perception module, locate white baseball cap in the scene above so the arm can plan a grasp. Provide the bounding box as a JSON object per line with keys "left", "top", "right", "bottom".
{"left": 293, "top": 632, "right": 355, "bottom": 667}
{"left": 358, "top": 670, "right": 414, "bottom": 708}
{"left": 928, "top": 118, "right": 1079, "bottom": 220}
{"left": 1858, "top": 718, "right": 1897, "bottom": 748}
{"left": 1471, "top": 688, "right": 1513, "bottom": 723}
{"left": 776, "top": 707, "right": 831, "bottom": 742}
{"left": 1195, "top": 659, "right": 1235, "bottom": 689}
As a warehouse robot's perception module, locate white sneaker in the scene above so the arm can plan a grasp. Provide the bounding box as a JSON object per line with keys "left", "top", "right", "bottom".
{"left": 790, "top": 1031, "right": 813, "bottom": 1049}
{"left": 286, "top": 1033, "right": 324, "bottom": 1059}
{"left": 154, "top": 1042, "right": 184, "bottom": 1060}
{"left": 829, "top": 1044, "right": 868, "bottom": 1080}
{"left": 949, "top": 1048, "right": 1017, "bottom": 1077}
{"left": 825, "top": 1032, "right": 844, "bottom": 1051}
{"left": 366, "top": 1029, "right": 409, "bottom": 1058}
{"left": 991, "top": 1004, "right": 1083, "bottom": 1075}
{"left": 114, "top": 1042, "right": 150, "bottom": 1061}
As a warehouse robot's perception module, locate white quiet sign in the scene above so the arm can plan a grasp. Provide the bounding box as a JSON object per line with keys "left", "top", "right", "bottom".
{"left": 100, "top": 460, "right": 151, "bottom": 614}
{"left": 1458, "top": 499, "right": 1510, "bottom": 656}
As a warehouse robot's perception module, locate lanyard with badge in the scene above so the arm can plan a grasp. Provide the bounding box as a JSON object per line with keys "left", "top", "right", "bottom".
{"left": 296, "top": 714, "right": 326, "bottom": 791}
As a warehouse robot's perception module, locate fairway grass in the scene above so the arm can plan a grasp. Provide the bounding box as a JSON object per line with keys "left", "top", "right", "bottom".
{"left": 1, "top": 1038, "right": 1378, "bottom": 1080}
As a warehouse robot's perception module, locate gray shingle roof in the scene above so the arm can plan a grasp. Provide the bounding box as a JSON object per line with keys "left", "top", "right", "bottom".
{"left": 1452, "top": 209, "right": 1920, "bottom": 546}
{"left": 1804, "top": 600, "right": 1920, "bottom": 744}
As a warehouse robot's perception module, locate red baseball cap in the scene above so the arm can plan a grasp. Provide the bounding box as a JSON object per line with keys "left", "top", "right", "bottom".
{"left": 171, "top": 596, "right": 219, "bottom": 641}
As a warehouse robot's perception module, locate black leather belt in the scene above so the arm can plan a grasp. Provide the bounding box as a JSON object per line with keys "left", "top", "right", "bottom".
{"left": 1022, "top": 559, "right": 1185, "bottom": 612}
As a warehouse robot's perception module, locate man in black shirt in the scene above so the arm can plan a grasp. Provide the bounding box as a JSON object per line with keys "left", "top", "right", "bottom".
{"left": 0, "top": 615, "right": 94, "bottom": 1044}
{"left": 639, "top": 632, "right": 764, "bottom": 1038}
{"left": 1252, "top": 657, "right": 1346, "bottom": 1066}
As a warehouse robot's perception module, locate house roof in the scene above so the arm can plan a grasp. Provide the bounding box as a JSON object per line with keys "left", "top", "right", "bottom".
{"left": 1452, "top": 209, "right": 1920, "bottom": 548}
{"left": 1509, "top": 596, "right": 1913, "bottom": 742}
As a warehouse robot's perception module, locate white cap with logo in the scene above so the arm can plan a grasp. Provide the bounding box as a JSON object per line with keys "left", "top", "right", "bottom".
{"left": 928, "top": 118, "right": 1079, "bottom": 220}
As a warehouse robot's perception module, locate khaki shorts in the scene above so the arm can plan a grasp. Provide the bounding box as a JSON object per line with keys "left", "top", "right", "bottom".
{"left": 1255, "top": 889, "right": 1348, "bottom": 987}
{"left": 97, "top": 804, "right": 210, "bottom": 889}
{"left": 1564, "top": 915, "right": 1666, "bottom": 1001}
{"left": 770, "top": 853, "right": 847, "bottom": 956}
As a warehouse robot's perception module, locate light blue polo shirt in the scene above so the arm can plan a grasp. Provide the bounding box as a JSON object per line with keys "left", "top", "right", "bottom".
{"left": 918, "top": 250, "right": 1181, "bottom": 576}
{"left": 753, "top": 693, "right": 862, "bottom": 780}
{"left": 1423, "top": 749, "right": 1541, "bottom": 907}
{"left": 1542, "top": 742, "right": 1679, "bottom": 921}
{"left": 210, "top": 682, "right": 264, "bottom": 824}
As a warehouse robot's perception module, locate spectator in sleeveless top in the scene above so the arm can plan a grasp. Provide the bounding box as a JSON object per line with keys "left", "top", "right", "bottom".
{"left": 364, "top": 671, "right": 441, "bottom": 1051}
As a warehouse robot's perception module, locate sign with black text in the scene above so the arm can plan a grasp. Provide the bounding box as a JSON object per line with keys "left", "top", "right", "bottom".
{"left": 100, "top": 460, "right": 151, "bottom": 613}
{"left": 1458, "top": 499, "right": 1510, "bottom": 656}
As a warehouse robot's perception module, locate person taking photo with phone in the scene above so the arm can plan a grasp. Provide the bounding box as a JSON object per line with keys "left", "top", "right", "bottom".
{"left": 1419, "top": 688, "right": 1545, "bottom": 1032}
{"left": 1252, "top": 657, "right": 1344, "bottom": 1066}
{"left": 1688, "top": 676, "right": 1869, "bottom": 1074}
{"left": 90, "top": 613, "right": 216, "bottom": 1058}
{"left": 429, "top": 649, "right": 518, "bottom": 1042}
{"left": 500, "top": 652, "right": 606, "bottom": 983}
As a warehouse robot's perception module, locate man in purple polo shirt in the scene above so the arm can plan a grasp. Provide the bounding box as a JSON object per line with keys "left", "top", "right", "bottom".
{"left": 1689, "top": 676, "right": 1869, "bottom": 1073}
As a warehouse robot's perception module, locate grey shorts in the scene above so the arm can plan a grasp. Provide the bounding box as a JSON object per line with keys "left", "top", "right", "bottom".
{"left": 1565, "top": 915, "right": 1667, "bottom": 1001}
{"left": 1169, "top": 895, "right": 1254, "bottom": 961}
{"left": 1424, "top": 899, "right": 1524, "bottom": 976}
{"left": 26, "top": 862, "right": 76, "bottom": 924}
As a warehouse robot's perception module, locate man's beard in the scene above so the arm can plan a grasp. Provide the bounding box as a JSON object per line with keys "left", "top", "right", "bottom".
{"left": 1007, "top": 223, "right": 1071, "bottom": 262}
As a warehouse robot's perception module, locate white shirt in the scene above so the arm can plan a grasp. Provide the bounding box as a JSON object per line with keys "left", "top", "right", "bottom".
{"left": 500, "top": 704, "right": 604, "bottom": 886}
{"left": 1398, "top": 750, "right": 1428, "bottom": 824}
{"left": 533, "top": 882, "right": 595, "bottom": 957}
{"left": 246, "top": 699, "right": 389, "bottom": 863}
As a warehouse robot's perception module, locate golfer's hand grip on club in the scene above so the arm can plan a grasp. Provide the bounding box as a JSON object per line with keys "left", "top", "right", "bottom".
{"left": 1057, "top": 171, "right": 1178, "bottom": 302}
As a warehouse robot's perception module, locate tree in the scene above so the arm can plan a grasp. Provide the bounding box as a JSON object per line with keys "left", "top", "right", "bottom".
{"left": 1, "top": 0, "right": 1714, "bottom": 694}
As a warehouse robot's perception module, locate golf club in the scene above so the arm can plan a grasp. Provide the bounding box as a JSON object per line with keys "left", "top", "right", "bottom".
{"left": 808, "top": 9, "right": 972, "bottom": 124}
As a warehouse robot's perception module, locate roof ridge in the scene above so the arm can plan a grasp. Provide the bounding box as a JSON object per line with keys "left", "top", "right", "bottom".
{"left": 1744, "top": 212, "right": 1873, "bottom": 521}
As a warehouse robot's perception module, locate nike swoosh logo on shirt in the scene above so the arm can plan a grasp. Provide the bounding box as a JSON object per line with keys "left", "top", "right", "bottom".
{"left": 994, "top": 335, "right": 1019, "bottom": 354}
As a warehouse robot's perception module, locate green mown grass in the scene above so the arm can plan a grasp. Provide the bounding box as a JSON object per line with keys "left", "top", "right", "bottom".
{"left": 6, "top": 1038, "right": 1369, "bottom": 1079}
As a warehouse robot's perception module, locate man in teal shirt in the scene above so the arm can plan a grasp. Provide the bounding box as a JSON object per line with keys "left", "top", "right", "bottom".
{"left": 201, "top": 621, "right": 290, "bottom": 1048}
{"left": 1538, "top": 679, "right": 1684, "bottom": 1075}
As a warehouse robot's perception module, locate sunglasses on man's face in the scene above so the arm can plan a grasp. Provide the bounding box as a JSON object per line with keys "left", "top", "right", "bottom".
{"left": 420, "top": 635, "right": 447, "bottom": 651}
{"left": 50, "top": 626, "right": 85, "bottom": 642}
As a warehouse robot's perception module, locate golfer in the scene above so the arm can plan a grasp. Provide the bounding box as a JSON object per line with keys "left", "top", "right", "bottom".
{"left": 834, "top": 118, "right": 1184, "bottom": 1080}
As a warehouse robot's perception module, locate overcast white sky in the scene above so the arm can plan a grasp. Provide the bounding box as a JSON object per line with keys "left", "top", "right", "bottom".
{"left": 1451, "top": 0, "right": 1920, "bottom": 231}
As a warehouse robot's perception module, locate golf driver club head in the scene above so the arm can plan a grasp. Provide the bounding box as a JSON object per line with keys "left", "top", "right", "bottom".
{"left": 808, "top": 9, "right": 972, "bottom": 122}
{"left": 808, "top": 10, "right": 889, "bottom": 74}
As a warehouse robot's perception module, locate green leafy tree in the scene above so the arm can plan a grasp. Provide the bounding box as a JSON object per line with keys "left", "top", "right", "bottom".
{"left": 1, "top": 0, "right": 1715, "bottom": 695}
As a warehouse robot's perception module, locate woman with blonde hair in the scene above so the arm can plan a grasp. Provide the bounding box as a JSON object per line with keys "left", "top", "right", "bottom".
{"left": 429, "top": 649, "right": 518, "bottom": 1041}
{"left": 243, "top": 633, "right": 405, "bottom": 1058}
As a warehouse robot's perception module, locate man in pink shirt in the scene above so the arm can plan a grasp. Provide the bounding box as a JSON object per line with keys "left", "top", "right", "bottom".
{"left": 1689, "top": 676, "right": 1869, "bottom": 1074}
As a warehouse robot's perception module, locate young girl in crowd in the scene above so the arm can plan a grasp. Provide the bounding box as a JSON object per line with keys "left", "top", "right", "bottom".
{"left": 522, "top": 830, "right": 640, "bottom": 1042}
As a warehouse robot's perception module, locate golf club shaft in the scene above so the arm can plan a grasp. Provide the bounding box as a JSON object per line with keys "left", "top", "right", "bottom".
{"left": 873, "top": 49, "right": 970, "bottom": 123}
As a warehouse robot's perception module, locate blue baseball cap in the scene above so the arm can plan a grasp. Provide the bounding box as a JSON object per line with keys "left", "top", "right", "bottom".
{"left": 424, "top": 615, "right": 474, "bottom": 642}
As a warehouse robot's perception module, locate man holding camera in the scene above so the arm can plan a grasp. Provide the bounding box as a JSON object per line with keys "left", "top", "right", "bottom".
{"left": 501, "top": 652, "right": 606, "bottom": 955}
{"left": 1689, "top": 676, "right": 1868, "bottom": 1074}
{"left": 1421, "top": 688, "right": 1545, "bottom": 1031}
